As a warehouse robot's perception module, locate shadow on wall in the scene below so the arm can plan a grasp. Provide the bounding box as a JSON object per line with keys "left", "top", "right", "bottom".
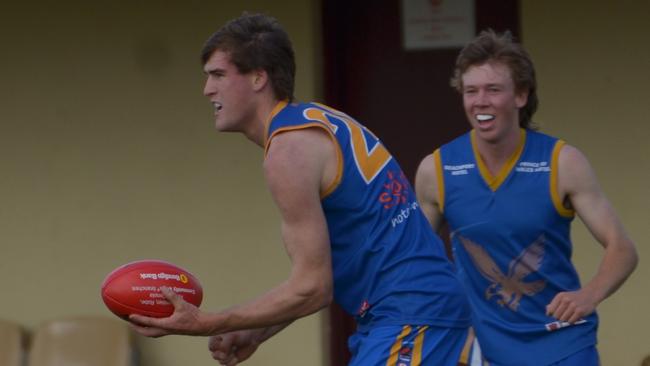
{"left": 642, "top": 354, "right": 650, "bottom": 366}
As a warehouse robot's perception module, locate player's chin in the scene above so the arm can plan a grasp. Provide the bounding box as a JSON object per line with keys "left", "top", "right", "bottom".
{"left": 215, "top": 124, "right": 236, "bottom": 133}
{"left": 215, "top": 119, "right": 244, "bottom": 133}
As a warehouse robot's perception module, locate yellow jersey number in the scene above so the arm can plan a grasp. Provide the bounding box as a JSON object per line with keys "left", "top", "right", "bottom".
{"left": 304, "top": 105, "right": 391, "bottom": 184}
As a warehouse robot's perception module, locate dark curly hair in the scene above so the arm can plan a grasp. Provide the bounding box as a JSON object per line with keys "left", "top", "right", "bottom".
{"left": 201, "top": 13, "right": 296, "bottom": 102}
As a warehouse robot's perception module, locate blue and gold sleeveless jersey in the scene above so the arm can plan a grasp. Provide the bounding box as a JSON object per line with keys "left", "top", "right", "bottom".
{"left": 265, "top": 101, "right": 470, "bottom": 330}
{"left": 435, "top": 129, "right": 598, "bottom": 365}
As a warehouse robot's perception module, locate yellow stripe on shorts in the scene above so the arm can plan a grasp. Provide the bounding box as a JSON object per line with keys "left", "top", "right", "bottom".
{"left": 458, "top": 327, "right": 475, "bottom": 365}
{"left": 411, "top": 325, "right": 428, "bottom": 366}
{"left": 386, "top": 326, "right": 412, "bottom": 366}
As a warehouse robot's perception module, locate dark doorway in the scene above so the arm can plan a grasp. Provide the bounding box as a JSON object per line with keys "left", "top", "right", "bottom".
{"left": 321, "top": 1, "right": 520, "bottom": 364}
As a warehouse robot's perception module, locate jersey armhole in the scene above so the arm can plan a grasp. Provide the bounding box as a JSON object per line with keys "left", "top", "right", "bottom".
{"left": 550, "top": 140, "right": 575, "bottom": 218}
{"left": 433, "top": 148, "right": 445, "bottom": 214}
{"left": 265, "top": 123, "right": 343, "bottom": 199}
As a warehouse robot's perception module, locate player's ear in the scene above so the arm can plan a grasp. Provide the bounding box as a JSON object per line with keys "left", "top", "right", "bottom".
{"left": 515, "top": 88, "right": 529, "bottom": 109}
{"left": 251, "top": 69, "right": 268, "bottom": 92}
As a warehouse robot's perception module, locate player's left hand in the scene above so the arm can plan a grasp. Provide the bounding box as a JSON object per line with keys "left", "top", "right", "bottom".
{"left": 129, "top": 286, "right": 210, "bottom": 337}
{"left": 546, "top": 289, "right": 597, "bottom": 323}
{"left": 209, "top": 329, "right": 263, "bottom": 365}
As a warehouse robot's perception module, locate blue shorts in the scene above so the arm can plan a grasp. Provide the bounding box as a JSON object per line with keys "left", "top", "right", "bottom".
{"left": 348, "top": 325, "right": 479, "bottom": 366}
{"left": 550, "top": 346, "right": 600, "bottom": 366}
{"left": 487, "top": 345, "right": 599, "bottom": 366}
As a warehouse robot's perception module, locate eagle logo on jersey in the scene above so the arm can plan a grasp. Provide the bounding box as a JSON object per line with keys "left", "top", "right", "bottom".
{"left": 459, "top": 235, "right": 547, "bottom": 311}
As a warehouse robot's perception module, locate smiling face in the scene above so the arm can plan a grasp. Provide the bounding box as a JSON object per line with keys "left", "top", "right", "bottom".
{"left": 202, "top": 50, "right": 259, "bottom": 133}
{"left": 461, "top": 61, "right": 528, "bottom": 144}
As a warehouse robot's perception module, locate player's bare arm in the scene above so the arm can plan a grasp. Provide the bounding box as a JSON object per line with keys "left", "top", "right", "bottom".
{"left": 415, "top": 153, "right": 444, "bottom": 231}
{"left": 546, "top": 144, "right": 638, "bottom": 323}
{"left": 130, "top": 128, "right": 336, "bottom": 337}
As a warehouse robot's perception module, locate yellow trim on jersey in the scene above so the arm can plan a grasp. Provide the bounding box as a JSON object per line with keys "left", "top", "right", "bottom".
{"left": 471, "top": 129, "right": 526, "bottom": 191}
{"left": 263, "top": 100, "right": 289, "bottom": 144}
{"left": 550, "top": 140, "right": 575, "bottom": 218}
{"left": 386, "top": 326, "right": 412, "bottom": 366}
{"left": 264, "top": 123, "right": 343, "bottom": 200}
{"left": 432, "top": 149, "right": 445, "bottom": 214}
{"left": 320, "top": 126, "right": 344, "bottom": 198}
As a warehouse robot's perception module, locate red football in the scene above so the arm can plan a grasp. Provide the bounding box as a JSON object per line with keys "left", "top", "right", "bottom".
{"left": 101, "top": 259, "right": 203, "bottom": 318}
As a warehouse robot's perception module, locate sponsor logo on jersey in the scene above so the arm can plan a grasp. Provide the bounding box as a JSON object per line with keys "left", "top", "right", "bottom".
{"left": 378, "top": 170, "right": 422, "bottom": 227}
{"left": 545, "top": 319, "right": 587, "bottom": 332}
{"left": 379, "top": 170, "right": 409, "bottom": 209}
{"left": 390, "top": 201, "right": 420, "bottom": 228}
{"left": 515, "top": 161, "right": 550, "bottom": 173}
{"left": 357, "top": 300, "right": 371, "bottom": 318}
{"left": 444, "top": 163, "right": 475, "bottom": 176}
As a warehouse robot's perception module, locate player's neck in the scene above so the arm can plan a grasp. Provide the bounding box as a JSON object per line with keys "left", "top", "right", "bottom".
{"left": 243, "top": 96, "right": 282, "bottom": 148}
{"left": 475, "top": 127, "right": 522, "bottom": 176}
